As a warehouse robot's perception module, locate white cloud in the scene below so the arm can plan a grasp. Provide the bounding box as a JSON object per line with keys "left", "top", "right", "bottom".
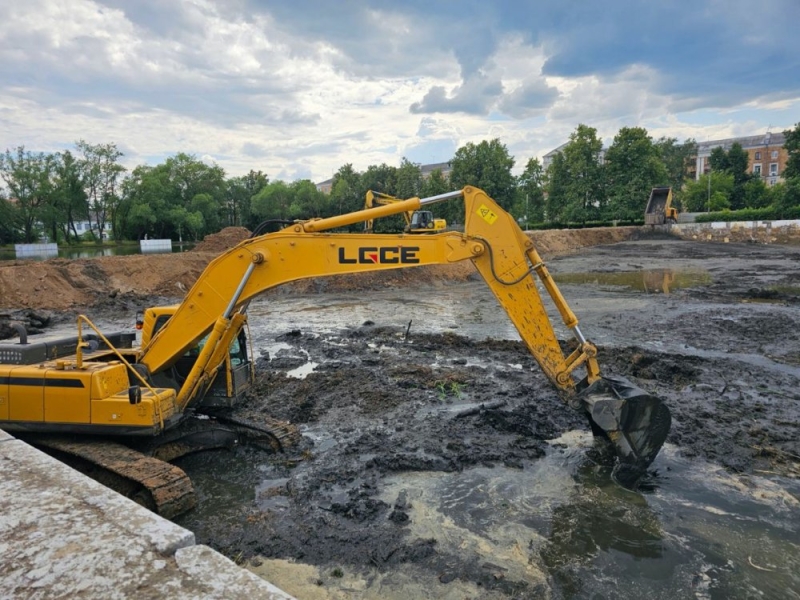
{"left": 0, "top": 0, "right": 797, "bottom": 183}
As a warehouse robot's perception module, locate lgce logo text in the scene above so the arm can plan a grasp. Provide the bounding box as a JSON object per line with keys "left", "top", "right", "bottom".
{"left": 338, "top": 247, "right": 420, "bottom": 264}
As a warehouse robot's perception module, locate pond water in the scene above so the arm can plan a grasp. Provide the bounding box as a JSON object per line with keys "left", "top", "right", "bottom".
{"left": 0, "top": 242, "right": 194, "bottom": 261}
{"left": 376, "top": 431, "right": 800, "bottom": 599}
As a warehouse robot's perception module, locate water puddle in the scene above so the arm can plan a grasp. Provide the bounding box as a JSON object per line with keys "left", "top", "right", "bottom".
{"left": 286, "top": 360, "right": 319, "bottom": 379}
{"left": 260, "top": 341, "right": 319, "bottom": 378}
{"left": 553, "top": 269, "right": 711, "bottom": 294}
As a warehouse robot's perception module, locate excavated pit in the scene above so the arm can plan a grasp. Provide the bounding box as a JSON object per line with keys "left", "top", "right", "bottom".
{"left": 2, "top": 234, "right": 799, "bottom": 599}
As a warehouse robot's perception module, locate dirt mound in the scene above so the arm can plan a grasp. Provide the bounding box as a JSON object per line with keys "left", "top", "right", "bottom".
{"left": 530, "top": 226, "right": 638, "bottom": 256}
{"left": 0, "top": 253, "right": 212, "bottom": 310}
{"left": 192, "top": 227, "right": 251, "bottom": 253}
{"left": 0, "top": 227, "right": 640, "bottom": 311}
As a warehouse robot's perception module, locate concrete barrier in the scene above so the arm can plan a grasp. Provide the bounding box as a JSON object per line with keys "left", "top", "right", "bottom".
{"left": 671, "top": 219, "right": 800, "bottom": 244}
{"left": 15, "top": 243, "right": 58, "bottom": 259}
{"left": 0, "top": 429, "right": 294, "bottom": 599}
{"left": 140, "top": 239, "right": 173, "bottom": 254}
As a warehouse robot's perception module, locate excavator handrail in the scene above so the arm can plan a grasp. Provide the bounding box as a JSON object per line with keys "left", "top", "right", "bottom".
{"left": 76, "top": 314, "right": 164, "bottom": 430}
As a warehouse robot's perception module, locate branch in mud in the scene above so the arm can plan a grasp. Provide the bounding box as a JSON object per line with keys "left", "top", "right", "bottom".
{"left": 454, "top": 400, "right": 507, "bottom": 418}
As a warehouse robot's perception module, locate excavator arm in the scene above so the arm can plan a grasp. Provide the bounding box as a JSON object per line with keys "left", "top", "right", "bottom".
{"left": 141, "top": 187, "right": 670, "bottom": 484}
{"left": 364, "top": 190, "right": 413, "bottom": 232}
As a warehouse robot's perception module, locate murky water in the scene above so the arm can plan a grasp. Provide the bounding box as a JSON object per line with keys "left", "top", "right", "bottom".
{"left": 376, "top": 431, "right": 800, "bottom": 599}
{"left": 552, "top": 269, "right": 711, "bottom": 294}
{"left": 177, "top": 430, "right": 800, "bottom": 599}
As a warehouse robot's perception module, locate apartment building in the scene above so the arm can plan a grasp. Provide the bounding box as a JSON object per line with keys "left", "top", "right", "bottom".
{"left": 542, "top": 131, "right": 790, "bottom": 187}
{"left": 693, "top": 132, "right": 787, "bottom": 186}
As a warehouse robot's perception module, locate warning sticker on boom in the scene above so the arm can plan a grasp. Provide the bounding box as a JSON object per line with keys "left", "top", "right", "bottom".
{"left": 477, "top": 204, "right": 499, "bottom": 225}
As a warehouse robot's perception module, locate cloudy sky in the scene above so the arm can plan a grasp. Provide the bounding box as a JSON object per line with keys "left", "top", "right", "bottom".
{"left": 1, "top": 0, "right": 799, "bottom": 183}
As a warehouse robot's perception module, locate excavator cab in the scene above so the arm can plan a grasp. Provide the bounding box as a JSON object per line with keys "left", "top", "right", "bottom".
{"left": 409, "top": 210, "right": 434, "bottom": 230}
{"left": 142, "top": 306, "right": 254, "bottom": 408}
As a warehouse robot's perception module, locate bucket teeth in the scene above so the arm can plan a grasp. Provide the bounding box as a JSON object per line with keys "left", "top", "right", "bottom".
{"left": 578, "top": 375, "right": 671, "bottom": 486}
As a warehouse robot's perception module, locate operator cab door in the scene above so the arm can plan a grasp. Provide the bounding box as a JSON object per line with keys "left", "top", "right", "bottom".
{"left": 203, "top": 331, "right": 252, "bottom": 407}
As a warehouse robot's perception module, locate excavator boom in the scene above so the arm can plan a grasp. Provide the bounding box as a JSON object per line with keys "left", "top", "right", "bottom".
{"left": 140, "top": 187, "right": 670, "bottom": 483}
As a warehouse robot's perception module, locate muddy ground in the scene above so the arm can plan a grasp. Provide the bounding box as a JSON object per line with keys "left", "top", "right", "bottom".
{"left": 169, "top": 238, "right": 799, "bottom": 599}
{"left": 4, "top": 235, "right": 800, "bottom": 598}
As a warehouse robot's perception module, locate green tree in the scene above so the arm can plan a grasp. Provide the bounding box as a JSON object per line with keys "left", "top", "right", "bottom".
{"left": 421, "top": 168, "right": 450, "bottom": 197}
{"left": 705, "top": 143, "right": 753, "bottom": 209}
{"left": 395, "top": 158, "right": 423, "bottom": 199}
{"left": 118, "top": 165, "right": 167, "bottom": 239}
{"left": 709, "top": 146, "right": 729, "bottom": 172}
{"left": 783, "top": 122, "right": 800, "bottom": 180}
{"left": 515, "top": 157, "right": 545, "bottom": 224}
{"left": 545, "top": 152, "right": 569, "bottom": 222}
{"left": 117, "top": 153, "right": 226, "bottom": 240}
{"left": 289, "top": 180, "right": 327, "bottom": 218}
{"left": 546, "top": 124, "right": 605, "bottom": 223}
{"left": 604, "top": 127, "right": 668, "bottom": 222}
{"left": 419, "top": 168, "right": 457, "bottom": 225}
{"left": 0, "top": 147, "right": 57, "bottom": 242}
{"left": 52, "top": 150, "right": 88, "bottom": 243}
{"left": 772, "top": 179, "right": 800, "bottom": 215}
{"left": 726, "top": 143, "right": 751, "bottom": 209}
{"left": 251, "top": 180, "right": 294, "bottom": 221}
{"left": 449, "top": 139, "right": 516, "bottom": 210}
{"left": 359, "top": 163, "right": 397, "bottom": 198}
{"left": 227, "top": 170, "right": 268, "bottom": 229}
{"left": 742, "top": 177, "right": 770, "bottom": 209}
{"left": 655, "top": 137, "right": 697, "bottom": 208}
{"left": 0, "top": 195, "right": 22, "bottom": 244}
{"left": 683, "top": 172, "right": 734, "bottom": 212}
{"left": 329, "top": 164, "right": 362, "bottom": 226}
{"left": 76, "top": 140, "right": 126, "bottom": 241}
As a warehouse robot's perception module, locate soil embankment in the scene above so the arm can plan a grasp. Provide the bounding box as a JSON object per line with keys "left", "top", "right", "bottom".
{"left": 0, "top": 226, "right": 639, "bottom": 312}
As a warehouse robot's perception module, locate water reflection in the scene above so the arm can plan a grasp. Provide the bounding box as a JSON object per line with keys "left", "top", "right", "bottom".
{"left": 553, "top": 269, "right": 711, "bottom": 294}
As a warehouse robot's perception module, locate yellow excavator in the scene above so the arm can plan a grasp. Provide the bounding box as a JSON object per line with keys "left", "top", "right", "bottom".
{"left": 364, "top": 190, "right": 447, "bottom": 233}
{"left": 0, "top": 187, "right": 670, "bottom": 517}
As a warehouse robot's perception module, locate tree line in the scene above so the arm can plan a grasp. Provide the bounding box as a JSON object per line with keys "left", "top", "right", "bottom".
{"left": 2, "top": 123, "right": 799, "bottom": 244}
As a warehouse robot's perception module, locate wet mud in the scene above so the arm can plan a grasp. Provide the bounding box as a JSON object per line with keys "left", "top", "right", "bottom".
{"left": 169, "top": 239, "right": 800, "bottom": 599}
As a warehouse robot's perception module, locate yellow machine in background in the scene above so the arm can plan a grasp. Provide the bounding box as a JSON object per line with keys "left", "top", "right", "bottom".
{"left": 0, "top": 187, "right": 671, "bottom": 516}
{"left": 364, "top": 190, "right": 447, "bottom": 233}
{"left": 644, "top": 186, "right": 678, "bottom": 225}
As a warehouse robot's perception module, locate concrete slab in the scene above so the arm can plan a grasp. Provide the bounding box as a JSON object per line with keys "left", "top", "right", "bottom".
{"left": 0, "top": 434, "right": 294, "bottom": 599}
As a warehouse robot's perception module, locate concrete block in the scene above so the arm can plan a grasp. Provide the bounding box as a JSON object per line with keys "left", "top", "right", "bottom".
{"left": 175, "top": 545, "right": 295, "bottom": 599}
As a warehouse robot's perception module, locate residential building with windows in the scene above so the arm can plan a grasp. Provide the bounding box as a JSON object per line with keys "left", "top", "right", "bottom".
{"left": 542, "top": 131, "right": 789, "bottom": 187}
{"left": 542, "top": 142, "right": 607, "bottom": 171}
{"left": 693, "top": 132, "right": 788, "bottom": 186}
{"left": 73, "top": 218, "right": 113, "bottom": 239}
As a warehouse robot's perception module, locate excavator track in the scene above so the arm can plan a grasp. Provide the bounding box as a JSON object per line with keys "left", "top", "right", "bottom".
{"left": 146, "top": 413, "right": 303, "bottom": 462}
{"left": 29, "top": 436, "right": 196, "bottom": 520}
{"left": 26, "top": 415, "right": 300, "bottom": 520}
{"left": 208, "top": 412, "right": 303, "bottom": 452}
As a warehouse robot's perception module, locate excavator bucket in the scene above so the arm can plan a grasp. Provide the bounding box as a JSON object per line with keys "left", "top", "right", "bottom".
{"left": 578, "top": 375, "right": 672, "bottom": 486}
